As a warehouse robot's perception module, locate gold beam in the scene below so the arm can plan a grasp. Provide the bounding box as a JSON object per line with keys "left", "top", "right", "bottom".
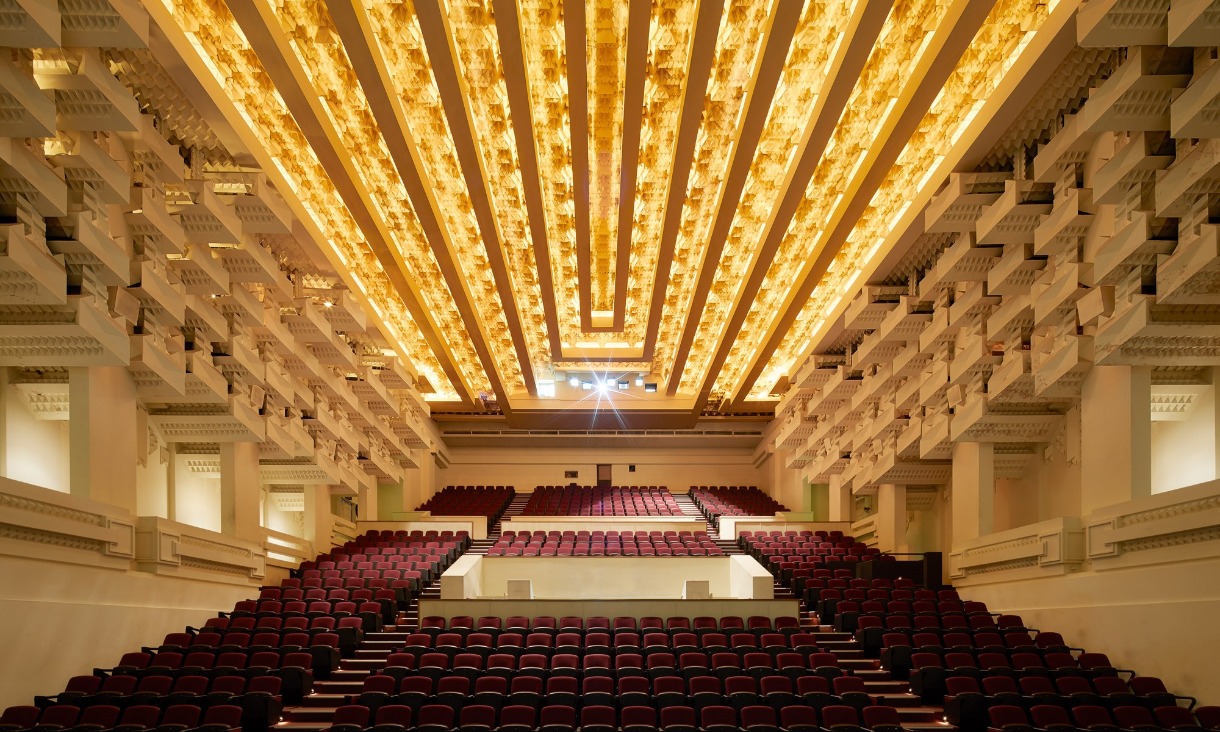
{"left": 664, "top": 0, "right": 803, "bottom": 395}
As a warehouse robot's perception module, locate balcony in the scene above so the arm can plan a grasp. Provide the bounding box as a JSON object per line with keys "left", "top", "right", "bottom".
{"left": 1169, "top": 0, "right": 1220, "bottom": 45}
{"left": 921, "top": 233, "right": 1002, "bottom": 290}
{"left": 1032, "top": 260, "right": 1092, "bottom": 327}
{"left": 1079, "top": 46, "right": 1192, "bottom": 133}
{"left": 0, "top": 53, "right": 54, "bottom": 137}
{"left": 171, "top": 180, "right": 243, "bottom": 244}
{"left": 925, "top": 172, "right": 1010, "bottom": 233}
{"left": 1090, "top": 132, "right": 1174, "bottom": 205}
{"left": 217, "top": 236, "right": 293, "bottom": 295}
{"left": 1158, "top": 221, "right": 1220, "bottom": 305}
{"left": 34, "top": 49, "right": 140, "bottom": 132}
{"left": 1033, "top": 188, "right": 1095, "bottom": 257}
{"left": 213, "top": 328, "right": 265, "bottom": 384}
{"left": 0, "top": 292, "right": 128, "bottom": 367}
{"left": 0, "top": 138, "right": 67, "bottom": 218}
{"left": 168, "top": 244, "right": 230, "bottom": 295}
{"left": 1095, "top": 295, "right": 1220, "bottom": 365}
{"left": 126, "top": 186, "right": 186, "bottom": 256}
{"left": 184, "top": 294, "right": 228, "bottom": 344}
{"left": 215, "top": 173, "right": 292, "bottom": 234}
{"left": 1032, "top": 115, "right": 1098, "bottom": 182}
{"left": 950, "top": 388, "right": 1061, "bottom": 442}
{"left": 988, "top": 243, "right": 1046, "bottom": 296}
{"left": 148, "top": 392, "right": 266, "bottom": 443}
{"left": 976, "top": 180, "right": 1053, "bottom": 246}
{"left": 128, "top": 255, "right": 185, "bottom": 327}
{"left": 843, "top": 285, "right": 905, "bottom": 332}
{"left": 129, "top": 326, "right": 186, "bottom": 397}
{"left": 122, "top": 114, "right": 185, "bottom": 185}
{"left": 47, "top": 205, "right": 129, "bottom": 286}
{"left": 45, "top": 131, "right": 130, "bottom": 204}
{"left": 1155, "top": 138, "right": 1220, "bottom": 217}
{"left": 1088, "top": 209, "right": 1176, "bottom": 286}
{"left": 919, "top": 408, "right": 952, "bottom": 460}
{"left": 0, "top": 219, "right": 66, "bottom": 306}
{"left": 1031, "top": 318, "right": 1094, "bottom": 398}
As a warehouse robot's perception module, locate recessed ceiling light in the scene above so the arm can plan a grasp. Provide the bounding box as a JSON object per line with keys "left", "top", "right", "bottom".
{"left": 568, "top": 375, "right": 580, "bottom": 388}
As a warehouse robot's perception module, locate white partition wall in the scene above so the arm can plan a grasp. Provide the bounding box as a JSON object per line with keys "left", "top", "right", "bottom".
{"left": 440, "top": 555, "right": 775, "bottom": 601}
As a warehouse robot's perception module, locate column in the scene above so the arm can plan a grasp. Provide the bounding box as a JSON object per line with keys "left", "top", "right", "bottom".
{"left": 303, "top": 483, "right": 334, "bottom": 551}
{"left": 876, "top": 483, "right": 909, "bottom": 554}
{"left": 951, "top": 441, "right": 994, "bottom": 546}
{"left": 827, "top": 474, "right": 852, "bottom": 521}
{"left": 69, "top": 366, "right": 139, "bottom": 512}
{"left": 220, "top": 442, "right": 262, "bottom": 542}
{"left": 768, "top": 448, "right": 801, "bottom": 511}
{"left": 1081, "top": 365, "right": 1151, "bottom": 514}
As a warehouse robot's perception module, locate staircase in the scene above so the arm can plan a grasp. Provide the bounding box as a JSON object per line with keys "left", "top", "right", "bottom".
{"left": 273, "top": 490, "right": 955, "bottom": 731}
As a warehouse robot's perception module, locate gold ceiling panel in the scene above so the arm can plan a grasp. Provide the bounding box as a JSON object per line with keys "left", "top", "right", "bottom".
{"left": 756, "top": 0, "right": 1055, "bottom": 399}
{"left": 140, "top": 0, "right": 1081, "bottom": 419}
{"left": 677, "top": 0, "right": 864, "bottom": 395}
{"left": 651, "top": 0, "right": 775, "bottom": 382}
{"left": 708, "top": 0, "right": 954, "bottom": 400}
{"left": 442, "top": 0, "right": 553, "bottom": 374}
{"left": 358, "top": 0, "right": 524, "bottom": 393}
{"left": 160, "top": 0, "right": 462, "bottom": 400}
{"left": 620, "top": 0, "right": 695, "bottom": 342}
{"left": 586, "top": 0, "right": 628, "bottom": 316}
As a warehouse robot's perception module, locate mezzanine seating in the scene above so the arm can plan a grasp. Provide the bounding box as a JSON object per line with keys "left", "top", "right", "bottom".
{"left": 416, "top": 487, "right": 515, "bottom": 524}
{"left": 485, "top": 530, "right": 723, "bottom": 557}
{"left": 689, "top": 487, "right": 788, "bottom": 526}
{"left": 520, "top": 486, "right": 681, "bottom": 516}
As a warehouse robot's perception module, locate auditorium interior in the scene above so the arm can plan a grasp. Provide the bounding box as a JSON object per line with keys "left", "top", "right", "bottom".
{"left": 3, "top": 1, "right": 1220, "bottom": 731}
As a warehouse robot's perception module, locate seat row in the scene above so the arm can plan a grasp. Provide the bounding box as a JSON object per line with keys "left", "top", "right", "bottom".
{"left": 485, "top": 546, "right": 725, "bottom": 557}
{"left": 378, "top": 650, "right": 849, "bottom": 682}
{"left": 689, "top": 487, "right": 787, "bottom": 525}
{"left": 416, "top": 487, "right": 515, "bottom": 521}
{"left": 520, "top": 487, "right": 682, "bottom": 517}
{"left": 943, "top": 673, "right": 1202, "bottom": 731}
{"left": 87, "top": 650, "right": 315, "bottom": 704}
{"left": 0, "top": 703, "right": 244, "bottom": 732}
{"left": 393, "top": 632, "right": 829, "bottom": 658}
{"left": 321, "top": 701, "right": 903, "bottom": 732}
{"left": 985, "top": 703, "right": 1220, "bottom": 732}
{"left": 352, "top": 672, "right": 879, "bottom": 713}
{"left": 415, "top": 615, "right": 804, "bottom": 635}
{"left": 908, "top": 650, "right": 1127, "bottom": 703}
{"left": 21, "top": 675, "right": 281, "bottom": 732}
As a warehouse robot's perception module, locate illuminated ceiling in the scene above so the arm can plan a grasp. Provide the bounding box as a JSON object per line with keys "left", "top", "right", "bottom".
{"left": 140, "top": 0, "right": 1079, "bottom": 427}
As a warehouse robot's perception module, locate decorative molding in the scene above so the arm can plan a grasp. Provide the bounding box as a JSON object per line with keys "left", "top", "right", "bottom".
{"left": 135, "top": 516, "right": 266, "bottom": 585}
{"left": 0, "top": 477, "right": 136, "bottom": 570}
{"left": 950, "top": 516, "right": 1085, "bottom": 584}
{"left": 1087, "top": 479, "right": 1220, "bottom": 568}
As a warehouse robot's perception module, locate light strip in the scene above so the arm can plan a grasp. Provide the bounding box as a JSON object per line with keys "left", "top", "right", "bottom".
{"left": 649, "top": 0, "right": 777, "bottom": 384}
{"left": 706, "top": 0, "right": 952, "bottom": 399}
{"left": 679, "top": 0, "right": 872, "bottom": 395}
{"left": 349, "top": 1, "right": 524, "bottom": 393}
{"left": 442, "top": 0, "right": 554, "bottom": 376}
{"left": 587, "top": 0, "right": 629, "bottom": 314}
{"left": 161, "top": 0, "right": 460, "bottom": 400}
{"left": 754, "top": 0, "right": 1054, "bottom": 399}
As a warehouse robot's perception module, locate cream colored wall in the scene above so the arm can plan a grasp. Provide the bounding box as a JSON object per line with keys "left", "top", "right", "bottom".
{"left": 441, "top": 447, "right": 763, "bottom": 492}
{"left": 962, "top": 556, "right": 1220, "bottom": 704}
{"left": 172, "top": 454, "right": 221, "bottom": 532}
{"left": 4, "top": 383, "right": 70, "bottom": 493}
{"left": 475, "top": 556, "right": 736, "bottom": 599}
{"left": 0, "top": 555, "right": 254, "bottom": 708}
{"left": 264, "top": 493, "right": 305, "bottom": 537}
{"left": 1151, "top": 387, "right": 1216, "bottom": 494}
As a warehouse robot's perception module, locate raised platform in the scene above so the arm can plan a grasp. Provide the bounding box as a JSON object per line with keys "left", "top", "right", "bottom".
{"left": 502, "top": 516, "right": 707, "bottom": 533}
{"left": 419, "top": 597, "right": 801, "bottom": 622}
{"left": 440, "top": 554, "right": 775, "bottom": 600}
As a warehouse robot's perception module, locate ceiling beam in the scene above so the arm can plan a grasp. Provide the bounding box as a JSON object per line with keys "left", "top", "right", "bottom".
{"left": 223, "top": 0, "right": 473, "bottom": 405}
{"left": 727, "top": 0, "right": 997, "bottom": 407}
{"left": 324, "top": 0, "right": 516, "bottom": 413}
{"left": 566, "top": 0, "right": 593, "bottom": 332}
{"left": 641, "top": 0, "right": 725, "bottom": 361}
{"left": 664, "top": 1, "right": 802, "bottom": 396}
{"left": 491, "top": 0, "right": 563, "bottom": 362}
{"left": 412, "top": 1, "right": 538, "bottom": 396}
{"left": 608, "top": 0, "right": 652, "bottom": 332}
